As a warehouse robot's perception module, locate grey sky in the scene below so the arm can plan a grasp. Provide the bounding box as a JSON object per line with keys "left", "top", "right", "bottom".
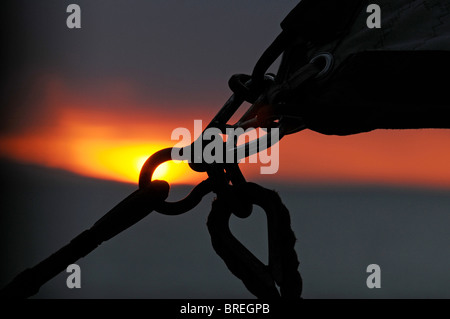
{"left": 5, "top": 1, "right": 296, "bottom": 106}
{"left": 2, "top": 0, "right": 299, "bottom": 138}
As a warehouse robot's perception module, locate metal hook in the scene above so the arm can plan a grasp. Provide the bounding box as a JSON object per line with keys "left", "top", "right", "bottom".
{"left": 139, "top": 148, "right": 213, "bottom": 216}
{"left": 310, "top": 52, "right": 334, "bottom": 78}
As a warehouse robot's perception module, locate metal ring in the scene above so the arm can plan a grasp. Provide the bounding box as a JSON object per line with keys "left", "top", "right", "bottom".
{"left": 139, "top": 147, "right": 213, "bottom": 215}
{"left": 228, "top": 74, "right": 275, "bottom": 104}
{"left": 139, "top": 147, "right": 173, "bottom": 189}
{"left": 310, "top": 52, "right": 334, "bottom": 78}
{"left": 207, "top": 182, "right": 302, "bottom": 298}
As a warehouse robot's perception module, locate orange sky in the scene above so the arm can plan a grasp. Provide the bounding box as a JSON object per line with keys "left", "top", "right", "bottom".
{"left": 1, "top": 77, "right": 450, "bottom": 189}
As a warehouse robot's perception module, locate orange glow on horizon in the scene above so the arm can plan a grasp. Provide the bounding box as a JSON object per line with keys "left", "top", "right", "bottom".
{"left": 0, "top": 78, "right": 207, "bottom": 185}
{"left": 0, "top": 134, "right": 204, "bottom": 185}
{"left": 1, "top": 77, "right": 450, "bottom": 189}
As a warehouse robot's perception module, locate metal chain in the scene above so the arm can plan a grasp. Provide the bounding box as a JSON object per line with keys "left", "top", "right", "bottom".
{"left": 1, "top": 22, "right": 319, "bottom": 299}
{"left": 207, "top": 182, "right": 302, "bottom": 299}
